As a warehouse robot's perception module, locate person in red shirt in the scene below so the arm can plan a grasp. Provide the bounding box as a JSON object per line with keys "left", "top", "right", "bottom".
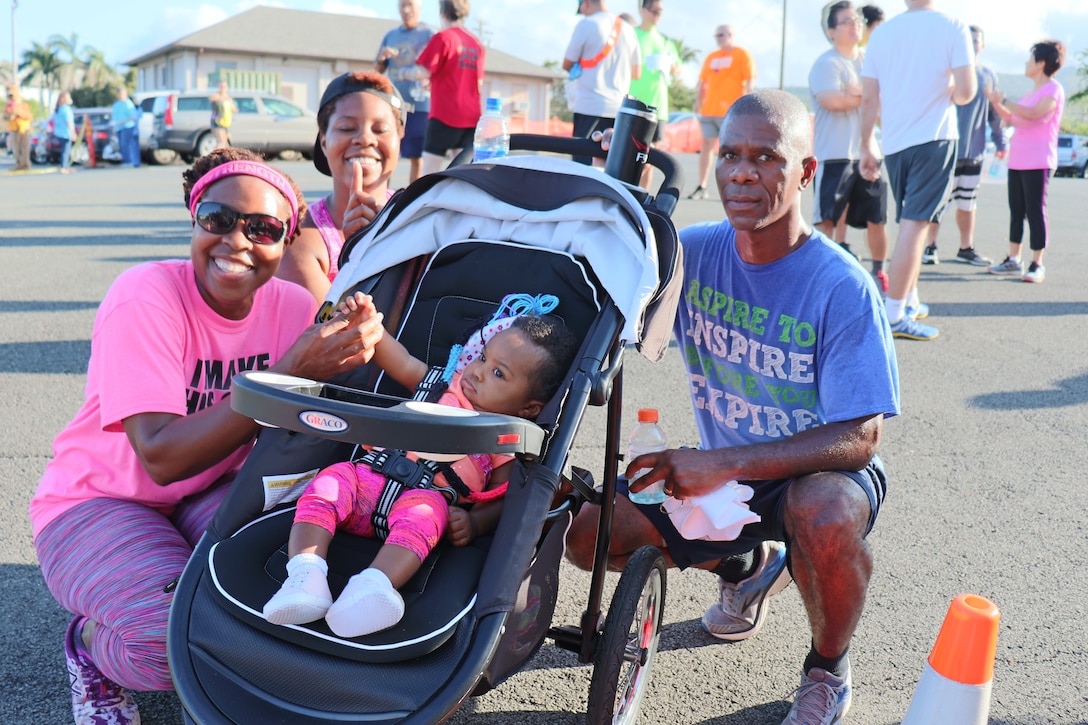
{"left": 416, "top": 0, "right": 485, "bottom": 175}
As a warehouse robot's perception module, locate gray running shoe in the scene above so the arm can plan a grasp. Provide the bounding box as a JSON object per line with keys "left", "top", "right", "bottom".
{"left": 989, "top": 257, "right": 1023, "bottom": 276}
{"left": 781, "top": 665, "right": 852, "bottom": 725}
{"left": 954, "top": 247, "right": 992, "bottom": 266}
{"left": 701, "top": 540, "right": 791, "bottom": 641}
{"left": 922, "top": 245, "right": 939, "bottom": 264}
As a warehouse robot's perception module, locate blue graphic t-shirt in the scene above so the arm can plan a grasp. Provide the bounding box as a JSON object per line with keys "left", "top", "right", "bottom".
{"left": 378, "top": 23, "right": 435, "bottom": 113}
{"left": 675, "top": 220, "right": 900, "bottom": 450}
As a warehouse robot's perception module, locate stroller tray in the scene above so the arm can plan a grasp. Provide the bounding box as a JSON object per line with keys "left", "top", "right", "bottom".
{"left": 208, "top": 508, "right": 487, "bottom": 663}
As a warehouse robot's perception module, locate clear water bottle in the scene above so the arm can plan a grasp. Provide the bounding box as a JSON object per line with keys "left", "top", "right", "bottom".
{"left": 627, "top": 408, "right": 668, "bottom": 505}
{"left": 473, "top": 97, "right": 509, "bottom": 162}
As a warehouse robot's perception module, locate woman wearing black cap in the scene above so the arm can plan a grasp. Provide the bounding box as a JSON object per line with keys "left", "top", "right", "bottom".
{"left": 276, "top": 71, "right": 406, "bottom": 301}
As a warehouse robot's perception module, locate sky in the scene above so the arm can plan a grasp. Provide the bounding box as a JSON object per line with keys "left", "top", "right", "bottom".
{"left": 3, "top": 0, "right": 1086, "bottom": 94}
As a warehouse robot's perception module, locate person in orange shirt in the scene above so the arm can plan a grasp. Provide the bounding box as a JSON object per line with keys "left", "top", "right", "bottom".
{"left": 689, "top": 25, "right": 756, "bottom": 200}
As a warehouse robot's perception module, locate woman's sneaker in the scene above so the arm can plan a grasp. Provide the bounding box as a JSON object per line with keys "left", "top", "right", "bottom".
{"left": 701, "top": 540, "right": 791, "bottom": 641}
{"left": 782, "top": 665, "right": 852, "bottom": 725}
{"left": 65, "top": 617, "right": 141, "bottom": 725}
{"left": 687, "top": 186, "right": 707, "bottom": 200}
{"left": 989, "top": 257, "right": 1023, "bottom": 276}
{"left": 921, "top": 245, "right": 939, "bottom": 265}
{"left": 1023, "top": 262, "right": 1046, "bottom": 283}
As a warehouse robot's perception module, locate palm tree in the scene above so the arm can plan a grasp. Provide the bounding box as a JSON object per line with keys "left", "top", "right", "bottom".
{"left": 50, "top": 33, "right": 85, "bottom": 91}
{"left": 668, "top": 37, "right": 701, "bottom": 68}
{"left": 81, "top": 46, "right": 121, "bottom": 90}
{"left": 19, "top": 41, "right": 64, "bottom": 110}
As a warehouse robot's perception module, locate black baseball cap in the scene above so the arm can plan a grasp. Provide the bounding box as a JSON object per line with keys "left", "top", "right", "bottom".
{"left": 312, "top": 73, "right": 408, "bottom": 176}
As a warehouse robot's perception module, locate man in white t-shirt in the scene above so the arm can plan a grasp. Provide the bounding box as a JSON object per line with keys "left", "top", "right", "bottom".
{"left": 860, "top": 0, "right": 975, "bottom": 341}
{"left": 809, "top": 0, "right": 890, "bottom": 293}
{"left": 563, "top": 0, "right": 641, "bottom": 165}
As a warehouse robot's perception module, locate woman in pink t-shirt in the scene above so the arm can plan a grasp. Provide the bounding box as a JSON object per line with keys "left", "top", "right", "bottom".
{"left": 277, "top": 71, "right": 404, "bottom": 302}
{"left": 987, "top": 40, "right": 1066, "bottom": 284}
{"left": 30, "top": 148, "right": 385, "bottom": 725}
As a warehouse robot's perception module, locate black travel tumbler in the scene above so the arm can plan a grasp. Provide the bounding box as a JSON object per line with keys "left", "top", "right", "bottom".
{"left": 604, "top": 95, "right": 658, "bottom": 186}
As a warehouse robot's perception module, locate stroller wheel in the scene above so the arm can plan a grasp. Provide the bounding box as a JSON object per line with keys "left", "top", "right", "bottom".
{"left": 586, "top": 545, "right": 667, "bottom": 725}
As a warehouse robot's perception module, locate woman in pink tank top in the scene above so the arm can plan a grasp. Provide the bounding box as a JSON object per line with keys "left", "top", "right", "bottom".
{"left": 277, "top": 71, "right": 406, "bottom": 301}
{"left": 986, "top": 40, "right": 1066, "bottom": 284}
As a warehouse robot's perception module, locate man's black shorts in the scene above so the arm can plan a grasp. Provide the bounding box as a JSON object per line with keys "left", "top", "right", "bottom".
{"left": 423, "top": 117, "right": 474, "bottom": 157}
{"left": 571, "top": 112, "right": 616, "bottom": 165}
{"left": 620, "top": 456, "right": 887, "bottom": 570}
{"left": 814, "top": 159, "right": 888, "bottom": 228}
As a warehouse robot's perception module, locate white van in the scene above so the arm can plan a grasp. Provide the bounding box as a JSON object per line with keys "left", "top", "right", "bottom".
{"left": 1056, "top": 134, "right": 1088, "bottom": 178}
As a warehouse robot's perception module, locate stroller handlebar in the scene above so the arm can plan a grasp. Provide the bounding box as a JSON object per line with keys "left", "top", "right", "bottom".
{"left": 231, "top": 371, "right": 546, "bottom": 457}
{"left": 507, "top": 134, "right": 683, "bottom": 217}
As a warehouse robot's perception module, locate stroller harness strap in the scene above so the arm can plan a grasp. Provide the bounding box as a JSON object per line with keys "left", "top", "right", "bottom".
{"left": 364, "top": 366, "right": 498, "bottom": 540}
{"left": 362, "top": 448, "right": 461, "bottom": 540}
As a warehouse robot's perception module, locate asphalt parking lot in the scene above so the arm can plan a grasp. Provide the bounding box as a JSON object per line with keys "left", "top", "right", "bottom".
{"left": 2, "top": 150, "right": 1087, "bottom": 724}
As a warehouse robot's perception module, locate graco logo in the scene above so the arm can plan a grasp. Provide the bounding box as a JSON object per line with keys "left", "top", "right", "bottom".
{"left": 299, "top": 411, "right": 348, "bottom": 432}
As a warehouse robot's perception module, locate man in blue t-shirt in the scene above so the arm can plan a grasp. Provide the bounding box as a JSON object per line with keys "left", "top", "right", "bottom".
{"left": 566, "top": 90, "right": 900, "bottom": 724}
{"left": 110, "top": 88, "right": 141, "bottom": 167}
{"left": 375, "top": 0, "right": 434, "bottom": 184}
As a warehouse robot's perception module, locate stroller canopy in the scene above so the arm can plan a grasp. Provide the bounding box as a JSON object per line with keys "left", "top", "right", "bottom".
{"left": 328, "top": 156, "right": 662, "bottom": 352}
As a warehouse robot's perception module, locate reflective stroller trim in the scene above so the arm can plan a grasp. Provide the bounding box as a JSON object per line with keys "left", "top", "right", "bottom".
{"left": 208, "top": 509, "right": 478, "bottom": 653}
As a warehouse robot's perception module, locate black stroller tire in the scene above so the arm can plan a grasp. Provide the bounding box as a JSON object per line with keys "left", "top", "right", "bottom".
{"left": 586, "top": 545, "right": 667, "bottom": 725}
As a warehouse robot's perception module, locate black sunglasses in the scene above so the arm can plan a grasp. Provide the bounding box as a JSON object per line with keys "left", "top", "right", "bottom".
{"left": 193, "top": 201, "right": 287, "bottom": 245}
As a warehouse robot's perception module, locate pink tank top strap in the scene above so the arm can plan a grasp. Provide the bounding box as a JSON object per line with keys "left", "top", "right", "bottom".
{"left": 309, "top": 197, "right": 345, "bottom": 281}
{"left": 312, "top": 189, "right": 396, "bottom": 281}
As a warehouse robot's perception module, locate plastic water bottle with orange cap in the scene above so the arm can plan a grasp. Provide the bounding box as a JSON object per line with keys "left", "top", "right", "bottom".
{"left": 627, "top": 408, "right": 668, "bottom": 505}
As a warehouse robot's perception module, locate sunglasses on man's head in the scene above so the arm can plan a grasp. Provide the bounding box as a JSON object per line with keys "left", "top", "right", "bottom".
{"left": 193, "top": 201, "right": 287, "bottom": 245}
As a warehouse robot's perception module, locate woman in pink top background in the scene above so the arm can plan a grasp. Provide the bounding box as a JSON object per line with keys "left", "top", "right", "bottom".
{"left": 277, "top": 71, "right": 404, "bottom": 301}
{"left": 986, "top": 40, "right": 1066, "bottom": 284}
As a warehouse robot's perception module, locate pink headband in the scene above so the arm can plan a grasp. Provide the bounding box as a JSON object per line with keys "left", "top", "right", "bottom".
{"left": 188, "top": 160, "right": 300, "bottom": 236}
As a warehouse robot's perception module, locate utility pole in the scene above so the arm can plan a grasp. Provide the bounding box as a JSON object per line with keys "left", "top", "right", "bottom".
{"left": 11, "top": 0, "right": 17, "bottom": 82}
{"left": 779, "top": 0, "right": 787, "bottom": 90}
{"left": 472, "top": 18, "right": 491, "bottom": 47}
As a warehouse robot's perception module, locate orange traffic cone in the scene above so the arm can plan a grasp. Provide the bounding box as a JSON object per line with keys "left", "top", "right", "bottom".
{"left": 901, "top": 593, "right": 1000, "bottom": 725}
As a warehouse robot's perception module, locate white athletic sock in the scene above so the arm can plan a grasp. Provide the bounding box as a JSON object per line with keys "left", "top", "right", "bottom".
{"left": 885, "top": 298, "right": 906, "bottom": 324}
{"left": 287, "top": 552, "right": 328, "bottom": 577}
{"left": 907, "top": 288, "right": 920, "bottom": 308}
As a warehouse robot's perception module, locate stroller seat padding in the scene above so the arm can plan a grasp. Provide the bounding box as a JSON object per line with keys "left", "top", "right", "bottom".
{"left": 209, "top": 508, "right": 487, "bottom": 663}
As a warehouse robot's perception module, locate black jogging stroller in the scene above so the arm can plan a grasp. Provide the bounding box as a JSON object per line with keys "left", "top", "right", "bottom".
{"left": 168, "top": 134, "right": 685, "bottom": 724}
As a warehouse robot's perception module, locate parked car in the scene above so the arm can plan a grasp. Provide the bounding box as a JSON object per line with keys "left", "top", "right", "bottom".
{"left": 151, "top": 90, "right": 316, "bottom": 162}
{"left": 135, "top": 90, "right": 179, "bottom": 165}
{"left": 1056, "top": 134, "right": 1088, "bottom": 178}
{"left": 659, "top": 111, "right": 702, "bottom": 155}
{"left": 29, "top": 107, "right": 120, "bottom": 166}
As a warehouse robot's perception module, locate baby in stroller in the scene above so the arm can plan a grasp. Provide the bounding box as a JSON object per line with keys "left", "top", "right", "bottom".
{"left": 263, "top": 292, "right": 578, "bottom": 637}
